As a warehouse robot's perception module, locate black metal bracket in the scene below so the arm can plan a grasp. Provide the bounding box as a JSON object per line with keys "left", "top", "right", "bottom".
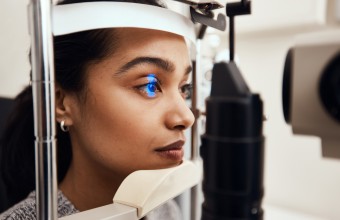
{"left": 226, "top": 0, "right": 251, "bottom": 17}
{"left": 190, "top": 7, "right": 226, "bottom": 32}
{"left": 227, "top": 0, "right": 251, "bottom": 61}
{"left": 171, "top": 1, "right": 226, "bottom": 37}
{"left": 172, "top": 0, "right": 223, "bottom": 11}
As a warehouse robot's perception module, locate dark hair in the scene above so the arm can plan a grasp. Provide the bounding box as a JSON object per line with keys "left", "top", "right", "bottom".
{"left": 0, "top": 0, "right": 165, "bottom": 209}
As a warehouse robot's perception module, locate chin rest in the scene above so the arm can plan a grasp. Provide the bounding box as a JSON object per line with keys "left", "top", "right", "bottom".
{"left": 114, "top": 159, "right": 202, "bottom": 218}
{"left": 60, "top": 159, "right": 202, "bottom": 220}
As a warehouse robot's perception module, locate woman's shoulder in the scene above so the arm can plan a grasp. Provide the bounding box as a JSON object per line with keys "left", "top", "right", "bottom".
{"left": 0, "top": 192, "right": 37, "bottom": 220}
{"left": 1, "top": 192, "right": 181, "bottom": 220}
{"left": 0, "top": 191, "right": 78, "bottom": 220}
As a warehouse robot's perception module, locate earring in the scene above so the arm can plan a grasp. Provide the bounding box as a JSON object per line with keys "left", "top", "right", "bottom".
{"left": 60, "top": 120, "right": 69, "bottom": 132}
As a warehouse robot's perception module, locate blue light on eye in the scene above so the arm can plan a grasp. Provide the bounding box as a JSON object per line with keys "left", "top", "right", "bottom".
{"left": 146, "top": 74, "right": 157, "bottom": 98}
{"left": 147, "top": 74, "right": 156, "bottom": 83}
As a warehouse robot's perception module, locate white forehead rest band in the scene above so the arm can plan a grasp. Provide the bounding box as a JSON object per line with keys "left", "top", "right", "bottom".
{"left": 52, "top": 2, "right": 196, "bottom": 44}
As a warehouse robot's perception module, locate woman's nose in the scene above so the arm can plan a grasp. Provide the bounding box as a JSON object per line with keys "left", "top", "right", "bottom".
{"left": 164, "top": 94, "right": 195, "bottom": 130}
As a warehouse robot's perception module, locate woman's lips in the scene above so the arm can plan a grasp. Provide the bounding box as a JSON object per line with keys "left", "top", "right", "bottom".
{"left": 155, "top": 140, "right": 184, "bottom": 161}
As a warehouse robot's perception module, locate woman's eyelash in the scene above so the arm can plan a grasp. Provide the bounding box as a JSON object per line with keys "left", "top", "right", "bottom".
{"left": 137, "top": 82, "right": 161, "bottom": 98}
{"left": 135, "top": 74, "right": 162, "bottom": 98}
{"left": 135, "top": 74, "right": 192, "bottom": 99}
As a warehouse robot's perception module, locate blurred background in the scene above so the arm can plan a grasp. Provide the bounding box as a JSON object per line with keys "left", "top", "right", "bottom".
{"left": 1, "top": 0, "right": 340, "bottom": 219}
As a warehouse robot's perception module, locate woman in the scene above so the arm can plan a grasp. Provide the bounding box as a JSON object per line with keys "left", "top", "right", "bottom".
{"left": 0, "top": 0, "right": 195, "bottom": 219}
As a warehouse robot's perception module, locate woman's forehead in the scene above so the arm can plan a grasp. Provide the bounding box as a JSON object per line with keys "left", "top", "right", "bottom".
{"left": 112, "top": 28, "right": 189, "bottom": 57}
{"left": 115, "top": 28, "right": 186, "bottom": 43}
{"left": 87, "top": 29, "right": 191, "bottom": 76}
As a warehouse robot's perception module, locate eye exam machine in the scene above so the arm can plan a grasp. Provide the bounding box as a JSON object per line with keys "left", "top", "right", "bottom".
{"left": 1, "top": 0, "right": 339, "bottom": 220}
{"left": 22, "top": 0, "right": 265, "bottom": 219}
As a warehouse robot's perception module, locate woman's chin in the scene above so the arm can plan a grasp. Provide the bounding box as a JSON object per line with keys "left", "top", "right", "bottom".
{"left": 155, "top": 159, "right": 183, "bottom": 170}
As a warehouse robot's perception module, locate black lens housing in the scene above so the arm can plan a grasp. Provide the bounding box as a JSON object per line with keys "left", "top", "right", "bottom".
{"left": 201, "top": 62, "right": 264, "bottom": 220}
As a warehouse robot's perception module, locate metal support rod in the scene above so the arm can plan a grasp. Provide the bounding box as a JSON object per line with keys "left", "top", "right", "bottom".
{"left": 27, "top": 0, "right": 57, "bottom": 219}
{"left": 229, "top": 16, "right": 235, "bottom": 61}
{"left": 190, "top": 58, "right": 199, "bottom": 220}
{"left": 227, "top": 0, "right": 251, "bottom": 62}
{"left": 190, "top": 39, "right": 203, "bottom": 220}
{"left": 190, "top": 25, "right": 209, "bottom": 220}
{"left": 190, "top": 62, "right": 199, "bottom": 161}
{"left": 191, "top": 24, "right": 207, "bottom": 161}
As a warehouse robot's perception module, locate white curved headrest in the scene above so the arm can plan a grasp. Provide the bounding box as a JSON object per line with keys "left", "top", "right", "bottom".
{"left": 53, "top": 2, "right": 196, "bottom": 44}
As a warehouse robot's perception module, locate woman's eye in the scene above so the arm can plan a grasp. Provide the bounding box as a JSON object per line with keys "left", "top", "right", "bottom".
{"left": 139, "top": 82, "right": 161, "bottom": 98}
{"left": 180, "top": 83, "right": 192, "bottom": 99}
{"left": 136, "top": 74, "right": 162, "bottom": 98}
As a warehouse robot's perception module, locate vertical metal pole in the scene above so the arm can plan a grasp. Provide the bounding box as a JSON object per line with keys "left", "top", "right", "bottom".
{"left": 190, "top": 39, "right": 202, "bottom": 220}
{"left": 229, "top": 16, "right": 235, "bottom": 62}
{"left": 190, "top": 45, "right": 200, "bottom": 162}
{"left": 27, "top": 0, "right": 58, "bottom": 220}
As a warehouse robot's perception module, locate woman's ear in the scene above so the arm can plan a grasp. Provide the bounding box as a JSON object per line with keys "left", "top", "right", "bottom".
{"left": 55, "top": 86, "right": 74, "bottom": 126}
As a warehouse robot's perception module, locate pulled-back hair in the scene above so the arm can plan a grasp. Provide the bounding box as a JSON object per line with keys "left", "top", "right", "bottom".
{"left": 0, "top": 0, "right": 165, "bottom": 209}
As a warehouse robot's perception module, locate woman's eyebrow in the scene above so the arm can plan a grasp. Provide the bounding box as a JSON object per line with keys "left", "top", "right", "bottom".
{"left": 114, "top": 56, "right": 175, "bottom": 75}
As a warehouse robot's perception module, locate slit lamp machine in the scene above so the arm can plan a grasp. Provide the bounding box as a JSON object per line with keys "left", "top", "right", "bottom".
{"left": 27, "top": 0, "right": 340, "bottom": 219}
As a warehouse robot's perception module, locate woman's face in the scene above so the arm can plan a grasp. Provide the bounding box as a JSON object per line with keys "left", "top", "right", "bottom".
{"left": 66, "top": 28, "right": 195, "bottom": 179}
